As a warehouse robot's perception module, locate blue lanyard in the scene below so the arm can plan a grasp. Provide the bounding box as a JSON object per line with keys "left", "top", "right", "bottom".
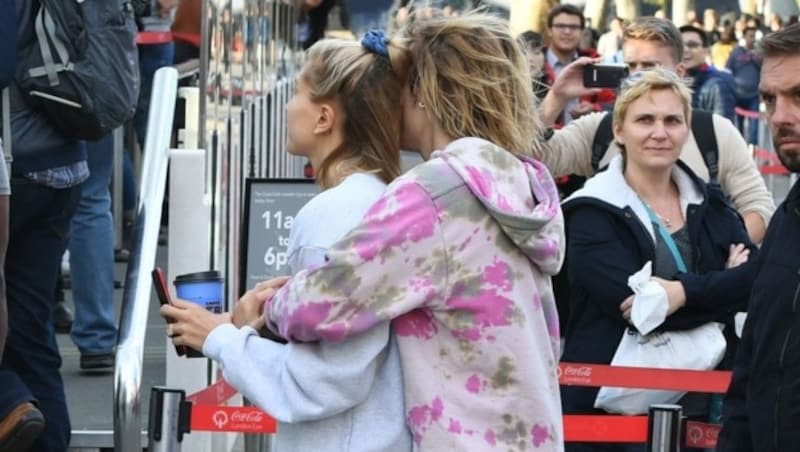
{"left": 640, "top": 201, "right": 688, "bottom": 273}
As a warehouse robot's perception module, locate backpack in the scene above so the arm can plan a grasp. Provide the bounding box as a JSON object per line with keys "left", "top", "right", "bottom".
{"left": 14, "top": 0, "right": 139, "bottom": 141}
{"left": 554, "top": 110, "right": 719, "bottom": 335}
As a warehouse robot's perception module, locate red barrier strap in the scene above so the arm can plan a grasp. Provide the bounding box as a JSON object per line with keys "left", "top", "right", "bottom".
{"left": 186, "top": 378, "right": 238, "bottom": 406}
{"left": 191, "top": 405, "right": 277, "bottom": 433}
{"left": 754, "top": 148, "right": 782, "bottom": 163}
{"left": 136, "top": 31, "right": 173, "bottom": 45}
{"left": 754, "top": 148, "right": 790, "bottom": 175}
{"left": 563, "top": 416, "right": 722, "bottom": 447}
{"left": 735, "top": 107, "right": 761, "bottom": 119}
{"left": 558, "top": 363, "right": 731, "bottom": 393}
{"left": 563, "top": 415, "right": 647, "bottom": 443}
{"left": 172, "top": 31, "right": 201, "bottom": 47}
{"left": 685, "top": 421, "right": 722, "bottom": 448}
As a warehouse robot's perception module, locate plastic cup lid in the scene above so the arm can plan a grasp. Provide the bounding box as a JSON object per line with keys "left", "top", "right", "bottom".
{"left": 174, "top": 271, "right": 223, "bottom": 284}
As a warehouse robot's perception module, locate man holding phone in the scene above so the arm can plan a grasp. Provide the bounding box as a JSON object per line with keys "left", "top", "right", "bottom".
{"left": 536, "top": 16, "right": 773, "bottom": 244}
{"left": 543, "top": 4, "right": 615, "bottom": 126}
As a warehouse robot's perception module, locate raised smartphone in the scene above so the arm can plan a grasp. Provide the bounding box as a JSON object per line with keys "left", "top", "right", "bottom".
{"left": 152, "top": 267, "right": 187, "bottom": 356}
{"left": 583, "top": 63, "right": 629, "bottom": 89}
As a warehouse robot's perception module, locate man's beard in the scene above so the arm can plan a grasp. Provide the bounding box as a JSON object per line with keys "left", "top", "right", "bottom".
{"left": 774, "top": 127, "right": 800, "bottom": 173}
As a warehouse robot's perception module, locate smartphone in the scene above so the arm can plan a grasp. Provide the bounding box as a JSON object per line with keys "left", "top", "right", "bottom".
{"left": 152, "top": 267, "right": 187, "bottom": 356}
{"left": 583, "top": 64, "right": 629, "bottom": 89}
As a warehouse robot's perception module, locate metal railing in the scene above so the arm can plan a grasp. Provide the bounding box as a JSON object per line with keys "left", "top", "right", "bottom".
{"left": 113, "top": 66, "right": 178, "bottom": 452}
{"left": 113, "top": 0, "right": 304, "bottom": 448}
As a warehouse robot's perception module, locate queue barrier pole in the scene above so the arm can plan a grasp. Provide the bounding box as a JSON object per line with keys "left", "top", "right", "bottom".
{"left": 647, "top": 404, "right": 682, "bottom": 452}
{"left": 148, "top": 387, "right": 192, "bottom": 452}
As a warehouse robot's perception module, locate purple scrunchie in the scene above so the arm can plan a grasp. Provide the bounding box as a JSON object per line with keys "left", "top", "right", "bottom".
{"left": 361, "top": 29, "right": 389, "bottom": 58}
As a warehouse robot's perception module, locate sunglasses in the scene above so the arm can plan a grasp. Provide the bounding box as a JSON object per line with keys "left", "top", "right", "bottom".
{"left": 620, "top": 69, "right": 684, "bottom": 91}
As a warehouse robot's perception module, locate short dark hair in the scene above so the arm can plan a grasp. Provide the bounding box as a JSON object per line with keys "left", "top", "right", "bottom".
{"left": 547, "top": 4, "right": 585, "bottom": 30}
{"left": 679, "top": 24, "right": 709, "bottom": 48}
{"left": 760, "top": 22, "right": 800, "bottom": 59}
{"left": 517, "top": 30, "right": 544, "bottom": 49}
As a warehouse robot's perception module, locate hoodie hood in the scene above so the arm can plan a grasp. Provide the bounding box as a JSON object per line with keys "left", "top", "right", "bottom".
{"left": 563, "top": 155, "right": 705, "bottom": 241}
{"left": 434, "top": 137, "right": 565, "bottom": 275}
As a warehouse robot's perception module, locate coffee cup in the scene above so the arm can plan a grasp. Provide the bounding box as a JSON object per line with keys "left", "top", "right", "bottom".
{"left": 173, "top": 271, "right": 224, "bottom": 314}
{"left": 173, "top": 271, "right": 224, "bottom": 357}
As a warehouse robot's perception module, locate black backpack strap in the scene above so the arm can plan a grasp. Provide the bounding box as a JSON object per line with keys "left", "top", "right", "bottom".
{"left": 591, "top": 112, "right": 615, "bottom": 172}
{"left": 690, "top": 110, "right": 719, "bottom": 182}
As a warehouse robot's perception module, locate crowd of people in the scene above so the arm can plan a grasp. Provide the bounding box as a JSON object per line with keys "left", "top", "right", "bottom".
{"left": 1, "top": 1, "right": 800, "bottom": 451}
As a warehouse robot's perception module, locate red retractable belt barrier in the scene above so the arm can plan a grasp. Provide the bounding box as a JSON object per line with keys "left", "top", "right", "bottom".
{"left": 735, "top": 107, "right": 761, "bottom": 120}
{"left": 172, "top": 31, "right": 201, "bottom": 47}
{"left": 136, "top": 31, "right": 174, "bottom": 45}
{"left": 191, "top": 405, "right": 277, "bottom": 433}
{"left": 178, "top": 363, "right": 733, "bottom": 439}
{"left": 136, "top": 31, "right": 201, "bottom": 46}
{"left": 563, "top": 415, "right": 648, "bottom": 443}
{"left": 562, "top": 416, "right": 722, "bottom": 446}
{"left": 559, "top": 364, "right": 730, "bottom": 446}
{"left": 685, "top": 421, "right": 722, "bottom": 448}
{"left": 185, "top": 375, "right": 277, "bottom": 434}
{"left": 558, "top": 363, "right": 732, "bottom": 393}
{"left": 754, "top": 147, "right": 790, "bottom": 175}
{"left": 186, "top": 377, "right": 239, "bottom": 406}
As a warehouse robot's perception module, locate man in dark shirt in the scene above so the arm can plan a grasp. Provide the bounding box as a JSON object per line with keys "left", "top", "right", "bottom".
{"left": 680, "top": 24, "right": 737, "bottom": 121}
{"left": 718, "top": 22, "right": 800, "bottom": 452}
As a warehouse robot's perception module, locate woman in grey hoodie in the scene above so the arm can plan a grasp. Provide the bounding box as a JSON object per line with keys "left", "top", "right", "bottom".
{"left": 161, "top": 35, "right": 412, "bottom": 451}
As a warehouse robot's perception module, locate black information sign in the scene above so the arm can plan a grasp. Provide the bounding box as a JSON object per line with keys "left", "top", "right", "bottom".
{"left": 240, "top": 178, "right": 318, "bottom": 295}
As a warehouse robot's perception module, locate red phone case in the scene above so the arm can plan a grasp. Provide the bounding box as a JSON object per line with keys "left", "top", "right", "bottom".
{"left": 152, "top": 267, "right": 187, "bottom": 356}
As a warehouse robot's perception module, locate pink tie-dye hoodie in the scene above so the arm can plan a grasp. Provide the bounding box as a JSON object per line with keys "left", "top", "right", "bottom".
{"left": 266, "top": 137, "right": 566, "bottom": 451}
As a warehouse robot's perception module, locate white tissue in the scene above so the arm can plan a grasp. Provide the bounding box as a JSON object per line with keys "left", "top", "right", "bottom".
{"left": 627, "top": 261, "right": 669, "bottom": 335}
{"left": 734, "top": 312, "right": 747, "bottom": 338}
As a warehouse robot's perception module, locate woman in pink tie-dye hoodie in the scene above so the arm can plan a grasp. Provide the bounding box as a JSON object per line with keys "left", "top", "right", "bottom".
{"left": 261, "top": 12, "right": 566, "bottom": 451}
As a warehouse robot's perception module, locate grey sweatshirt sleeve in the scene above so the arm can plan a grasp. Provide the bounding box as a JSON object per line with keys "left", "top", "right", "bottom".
{"left": 203, "top": 322, "right": 391, "bottom": 423}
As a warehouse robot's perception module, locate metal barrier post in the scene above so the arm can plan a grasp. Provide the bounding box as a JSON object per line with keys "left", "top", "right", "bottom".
{"left": 147, "top": 387, "right": 191, "bottom": 452}
{"left": 647, "top": 404, "right": 682, "bottom": 452}
{"left": 112, "top": 126, "right": 125, "bottom": 252}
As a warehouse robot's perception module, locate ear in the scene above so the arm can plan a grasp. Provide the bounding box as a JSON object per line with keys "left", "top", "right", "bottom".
{"left": 613, "top": 120, "right": 624, "bottom": 146}
{"left": 675, "top": 62, "right": 686, "bottom": 77}
{"left": 313, "top": 103, "right": 337, "bottom": 136}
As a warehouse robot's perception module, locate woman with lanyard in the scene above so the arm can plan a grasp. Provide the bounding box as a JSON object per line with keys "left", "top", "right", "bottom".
{"left": 559, "top": 68, "right": 757, "bottom": 452}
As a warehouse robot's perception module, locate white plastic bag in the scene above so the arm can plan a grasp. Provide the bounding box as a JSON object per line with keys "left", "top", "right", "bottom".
{"left": 594, "top": 322, "right": 727, "bottom": 415}
{"left": 628, "top": 261, "right": 669, "bottom": 335}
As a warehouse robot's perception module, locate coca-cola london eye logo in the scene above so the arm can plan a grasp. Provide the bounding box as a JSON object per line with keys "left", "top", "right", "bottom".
{"left": 211, "top": 408, "right": 267, "bottom": 430}
{"left": 558, "top": 365, "right": 593, "bottom": 384}
{"left": 212, "top": 411, "right": 229, "bottom": 429}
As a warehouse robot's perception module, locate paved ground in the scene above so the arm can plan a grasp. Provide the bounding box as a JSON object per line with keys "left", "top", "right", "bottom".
{"left": 59, "top": 246, "right": 168, "bottom": 449}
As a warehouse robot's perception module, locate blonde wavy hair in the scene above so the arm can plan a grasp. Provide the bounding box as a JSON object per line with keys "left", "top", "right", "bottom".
{"left": 302, "top": 38, "right": 411, "bottom": 189}
{"left": 613, "top": 68, "right": 693, "bottom": 131}
{"left": 399, "top": 10, "right": 542, "bottom": 156}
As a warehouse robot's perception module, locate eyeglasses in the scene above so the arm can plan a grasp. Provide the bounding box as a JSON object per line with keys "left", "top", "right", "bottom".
{"left": 551, "top": 23, "right": 582, "bottom": 32}
{"left": 683, "top": 41, "right": 703, "bottom": 49}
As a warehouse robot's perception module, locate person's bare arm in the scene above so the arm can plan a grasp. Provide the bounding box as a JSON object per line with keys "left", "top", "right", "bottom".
{"left": 538, "top": 56, "right": 601, "bottom": 127}
{"left": 743, "top": 212, "right": 767, "bottom": 244}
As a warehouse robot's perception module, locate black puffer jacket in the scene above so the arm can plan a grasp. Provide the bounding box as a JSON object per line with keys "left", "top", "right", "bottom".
{"left": 717, "top": 179, "right": 800, "bottom": 452}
